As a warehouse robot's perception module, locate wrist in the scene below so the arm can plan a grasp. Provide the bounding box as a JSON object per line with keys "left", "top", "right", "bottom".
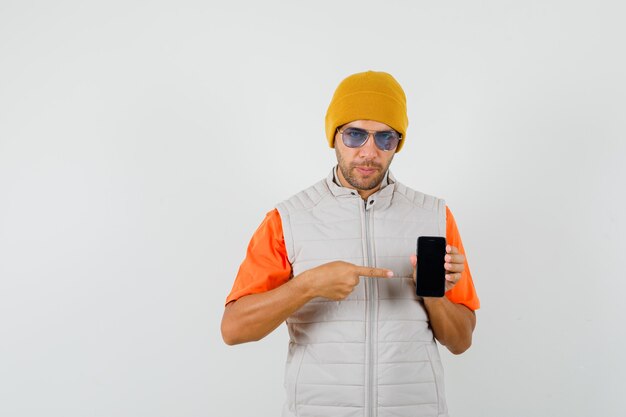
{"left": 422, "top": 295, "right": 448, "bottom": 308}
{"left": 292, "top": 270, "right": 317, "bottom": 300}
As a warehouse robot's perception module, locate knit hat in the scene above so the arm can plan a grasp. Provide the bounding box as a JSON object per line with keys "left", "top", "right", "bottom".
{"left": 325, "top": 71, "right": 408, "bottom": 152}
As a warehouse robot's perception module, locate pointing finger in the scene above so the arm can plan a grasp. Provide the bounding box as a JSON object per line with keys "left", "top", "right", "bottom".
{"left": 355, "top": 266, "right": 394, "bottom": 278}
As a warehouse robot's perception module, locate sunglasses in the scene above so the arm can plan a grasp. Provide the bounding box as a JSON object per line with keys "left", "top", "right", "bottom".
{"left": 337, "top": 127, "right": 402, "bottom": 151}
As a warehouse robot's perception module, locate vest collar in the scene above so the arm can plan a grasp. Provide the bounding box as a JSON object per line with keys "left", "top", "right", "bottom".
{"left": 326, "top": 166, "right": 396, "bottom": 209}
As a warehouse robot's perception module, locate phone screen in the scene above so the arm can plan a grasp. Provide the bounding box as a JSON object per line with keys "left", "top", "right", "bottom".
{"left": 416, "top": 236, "right": 446, "bottom": 297}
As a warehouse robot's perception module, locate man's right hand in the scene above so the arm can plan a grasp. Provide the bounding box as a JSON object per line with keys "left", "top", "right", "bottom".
{"left": 222, "top": 261, "right": 393, "bottom": 345}
{"left": 298, "top": 261, "right": 394, "bottom": 301}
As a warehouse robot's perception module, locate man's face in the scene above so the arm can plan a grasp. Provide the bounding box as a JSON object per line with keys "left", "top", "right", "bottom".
{"left": 334, "top": 120, "right": 397, "bottom": 196}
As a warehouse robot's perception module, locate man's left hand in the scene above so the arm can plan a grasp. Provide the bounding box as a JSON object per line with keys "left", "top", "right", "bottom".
{"left": 443, "top": 245, "right": 465, "bottom": 292}
{"left": 411, "top": 245, "right": 465, "bottom": 292}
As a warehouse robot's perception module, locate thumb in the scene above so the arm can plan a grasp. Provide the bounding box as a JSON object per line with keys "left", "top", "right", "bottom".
{"left": 409, "top": 254, "right": 417, "bottom": 268}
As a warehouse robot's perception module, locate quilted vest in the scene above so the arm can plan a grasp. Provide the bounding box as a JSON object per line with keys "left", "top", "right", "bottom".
{"left": 275, "top": 168, "right": 449, "bottom": 417}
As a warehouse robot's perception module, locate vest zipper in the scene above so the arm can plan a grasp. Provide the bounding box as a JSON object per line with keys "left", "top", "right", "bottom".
{"left": 363, "top": 199, "right": 377, "bottom": 417}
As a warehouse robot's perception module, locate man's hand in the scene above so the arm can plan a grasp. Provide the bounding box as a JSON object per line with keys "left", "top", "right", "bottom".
{"left": 221, "top": 261, "right": 393, "bottom": 345}
{"left": 409, "top": 245, "right": 475, "bottom": 354}
{"left": 411, "top": 245, "right": 465, "bottom": 292}
{"left": 300, "top": 261, "right": 394, "bottom": 301}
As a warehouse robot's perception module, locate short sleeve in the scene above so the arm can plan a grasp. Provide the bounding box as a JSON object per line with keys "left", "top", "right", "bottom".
{"left": 225, "top": 209, "right": 292, "bottom": 305}
{"left": 444, "top": 206, "right": 480, "bottom": 310}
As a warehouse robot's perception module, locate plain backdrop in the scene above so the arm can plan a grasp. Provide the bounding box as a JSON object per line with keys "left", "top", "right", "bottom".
{"left": 1, "top": 1, "right": 625, "bottom": 416}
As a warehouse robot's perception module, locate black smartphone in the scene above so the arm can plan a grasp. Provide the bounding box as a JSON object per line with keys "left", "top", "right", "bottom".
{"left": 416, "top": 236, "right": 446, "bottom": 297}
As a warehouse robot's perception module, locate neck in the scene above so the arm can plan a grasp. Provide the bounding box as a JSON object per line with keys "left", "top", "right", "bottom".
{"left": 335, "top": 167, "right": 382, "bottom": 200}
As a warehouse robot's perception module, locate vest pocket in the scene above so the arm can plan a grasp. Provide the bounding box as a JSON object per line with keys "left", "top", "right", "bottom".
{"left": 284, "top": 342, "right": 307, "bottom": 414}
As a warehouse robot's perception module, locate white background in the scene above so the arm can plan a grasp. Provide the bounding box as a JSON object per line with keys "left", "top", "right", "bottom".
{"left": 1, "top": 1, "right": 625, "bottom": 416}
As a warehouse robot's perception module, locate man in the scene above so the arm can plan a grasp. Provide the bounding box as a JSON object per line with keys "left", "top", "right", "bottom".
{"left": 221, "top": 71, "right": 479, "bottom": 417}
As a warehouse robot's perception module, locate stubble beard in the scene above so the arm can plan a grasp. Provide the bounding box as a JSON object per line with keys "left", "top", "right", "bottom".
{"left": 336, "top": 149, "right": 393, "bottom": 192}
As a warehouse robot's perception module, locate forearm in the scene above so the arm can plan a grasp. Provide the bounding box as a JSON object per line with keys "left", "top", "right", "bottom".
{"left": 221, "top": 275, "right": 314, "bottom": 345}
{"left": 221, "top": 261, "right": 393, "bottom": 345}
{"left": 423, "top": 296, "right": 476, "bottom": 354}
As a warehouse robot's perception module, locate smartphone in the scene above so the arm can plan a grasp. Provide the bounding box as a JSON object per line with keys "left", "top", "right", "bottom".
{"left": 416, "top": 236, "right": 446, "bottom": 297}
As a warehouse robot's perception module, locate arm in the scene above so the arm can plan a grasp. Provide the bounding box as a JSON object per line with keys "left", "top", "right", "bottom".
{"left": 423, "top": 296, "right": 476, "bottom": 355}
{"left": 221, "top": 262, "right": 393, "bottom": 345}
{"left": 221, "top": 273, "right": 314, "bottom": 345}
{"left": 411, "top": 245, "right": 477, "bottom": 354}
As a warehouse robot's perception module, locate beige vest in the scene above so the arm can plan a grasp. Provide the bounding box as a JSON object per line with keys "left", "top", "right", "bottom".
{"left": 276, "top": 168, "right": 448, "bottom": 417}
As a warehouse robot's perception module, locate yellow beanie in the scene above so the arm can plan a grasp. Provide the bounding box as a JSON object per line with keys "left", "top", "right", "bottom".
{"left": 325, "top": 71, "right": 408, "bottom": 152}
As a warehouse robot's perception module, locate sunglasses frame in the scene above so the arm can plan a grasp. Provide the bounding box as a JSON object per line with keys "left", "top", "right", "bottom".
{"left": 337, "top": 126, "right": 402, "bottom": 152}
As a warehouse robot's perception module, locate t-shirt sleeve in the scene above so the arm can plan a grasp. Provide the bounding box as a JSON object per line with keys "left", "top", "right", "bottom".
{"left": 225, "top": 209, "right": 292, "bottom": 305}
{"left": 445, "top": 206, "right": 480, "bottom": 310}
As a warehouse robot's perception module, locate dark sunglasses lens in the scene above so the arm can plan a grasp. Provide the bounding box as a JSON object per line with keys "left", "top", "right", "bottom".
{"left": 341, "top": 128, "right": 369, "bottom": 148}
{"left": 374, "top": 131, "right": 400, "bottom": 151}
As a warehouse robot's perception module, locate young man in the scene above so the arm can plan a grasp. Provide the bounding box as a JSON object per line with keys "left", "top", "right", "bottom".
{"left": 222, "top": 71, "right": 479, "bottom": 417}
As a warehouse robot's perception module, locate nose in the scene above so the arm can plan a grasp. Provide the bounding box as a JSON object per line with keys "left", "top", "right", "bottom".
{"left": 357, "top": 133, "right": 378, "bottom": 158}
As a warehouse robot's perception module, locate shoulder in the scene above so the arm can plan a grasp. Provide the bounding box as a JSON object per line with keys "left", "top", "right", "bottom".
{"left": 391, "top": 179, "right": 446, "bottom": 213}
{"left": 276, "top": 177, "right": 331, "bottom": 213}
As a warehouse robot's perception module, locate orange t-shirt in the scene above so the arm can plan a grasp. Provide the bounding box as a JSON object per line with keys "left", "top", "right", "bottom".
{"left": 226, "top": 206, "right": 480, "bottom": 310}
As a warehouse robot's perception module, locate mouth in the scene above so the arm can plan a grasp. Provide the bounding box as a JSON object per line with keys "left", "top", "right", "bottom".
{"left": 354, "top": 165, "right": 379, "bottom": 176}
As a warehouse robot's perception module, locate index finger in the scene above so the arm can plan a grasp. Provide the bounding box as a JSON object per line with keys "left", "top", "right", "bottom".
{"left": 354, "top": 266, "right": 394, "bottom": 278}
{"left": 446, "top": 245, "right": 459, "bottom": 254}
